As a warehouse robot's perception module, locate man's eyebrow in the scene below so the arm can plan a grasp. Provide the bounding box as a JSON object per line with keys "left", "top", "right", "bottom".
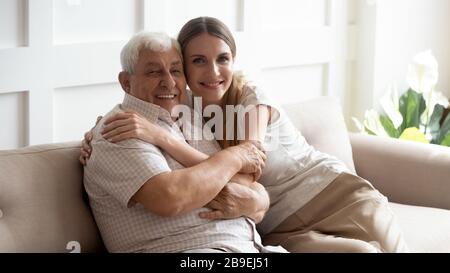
{"left": 145, "top": 62, "right": 160, "bottom": 67}
{"left": 171, "top": 61, "right": 182, "bottom": 66}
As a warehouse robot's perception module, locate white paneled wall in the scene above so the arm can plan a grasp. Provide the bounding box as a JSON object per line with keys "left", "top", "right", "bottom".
{"left": 260, "top": 65, "right": 328, "bottom": 104}
{"left": 353, "top": 0, "right": 450, "bottom": 125}
{"left": 163, "top": 0, "right": 242, "bottom": 35}
{"left": 0, "top": 0, "right": 27, "bottom": 49}
{"left": 260, "top": 0, "right": 327, "bottom": 29}
{"left": 53, "top": 83, "right": 124, "bottom": 142}
{"left": 0, "top": 0, "right": 355, "bottom": 149}
{"left": 53, "top": 0, "right": 140, "bottom": 45}
{"left": 0, "top": 92, "right": 28, "bottom": 149}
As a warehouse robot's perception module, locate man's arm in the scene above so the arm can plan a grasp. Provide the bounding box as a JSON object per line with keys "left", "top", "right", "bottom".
{"left": 132, "top": 144, "right": 263, "bottom": 217}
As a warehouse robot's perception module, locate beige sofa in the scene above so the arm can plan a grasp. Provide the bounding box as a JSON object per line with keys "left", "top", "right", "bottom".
{"left": 1, "top": 97, "right": 450, "bottom": 252}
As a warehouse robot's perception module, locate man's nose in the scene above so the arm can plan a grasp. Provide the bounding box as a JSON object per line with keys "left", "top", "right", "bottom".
{"left": 160, "top": 73, "right": 176, "bottom": 89}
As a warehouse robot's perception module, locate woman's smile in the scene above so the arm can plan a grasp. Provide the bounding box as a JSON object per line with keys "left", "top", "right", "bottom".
{"left": 184, "top": 33, "right": 234, "bottom": 104}
{"left": 200, "top": 80, "right": 225, "bottom": 89}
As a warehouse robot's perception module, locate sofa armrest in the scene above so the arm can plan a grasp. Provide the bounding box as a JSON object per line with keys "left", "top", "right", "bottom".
{"left": 349, "top": 133, "right": 450, "bottom": 210}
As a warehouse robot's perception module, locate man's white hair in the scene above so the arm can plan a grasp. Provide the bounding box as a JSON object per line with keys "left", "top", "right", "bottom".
{"left": 120, "top": 31, "right": 182, "bottom": 74}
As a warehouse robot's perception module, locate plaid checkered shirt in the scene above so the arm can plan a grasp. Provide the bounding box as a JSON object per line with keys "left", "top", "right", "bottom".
{"left": 83, "top": 93, "right": 280, "bottom": 253}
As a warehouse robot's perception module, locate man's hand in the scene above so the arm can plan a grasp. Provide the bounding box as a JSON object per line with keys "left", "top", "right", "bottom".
{"left": 230, "top": 173, "right": 254, "bottom": 186}
{"left": 200, "top": 182, "right": 255, "bottom": 219}
{"left": 227, "top": 141, "right": 266, "bottom": 181}
{"left": 199, "top": 182, "right": 269, "bottom": 223}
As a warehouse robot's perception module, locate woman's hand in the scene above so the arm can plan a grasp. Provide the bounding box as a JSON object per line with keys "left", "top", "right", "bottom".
{"left": 227, "top": 141, "right": 266, "bottom": 181}
{"left": 101, "top": 111, "right": 166, "bottom": 145}
{"left": 79, "top": 116, "right": 102, "bottom": 165}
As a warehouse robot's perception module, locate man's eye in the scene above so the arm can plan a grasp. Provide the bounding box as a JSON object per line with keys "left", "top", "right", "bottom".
{"left": 147, "top": 71, "right": 160, "bottom": 75}
{"left": 171, "top": 70, "right": 182, "bottom": 75}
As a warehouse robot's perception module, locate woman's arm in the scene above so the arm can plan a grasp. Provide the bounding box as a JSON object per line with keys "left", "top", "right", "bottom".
{"left": 198, "top": 104, "right": 274, "bottom": 222}
{"left": 96, "top": 111, "right": 266, "bottom": 183}
{"left": 243, "top": 104, "right": 272, "bottom": 143}
{"left": 156, "top": 132, "right": 210, "bottom": 167}
{"left": 101, "top": 111, "right": 209, "bottom": 167}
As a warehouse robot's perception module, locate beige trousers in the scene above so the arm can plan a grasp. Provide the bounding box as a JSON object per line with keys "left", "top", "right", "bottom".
{"left": 262, "top": 173, "right": 409, "bottom": 253}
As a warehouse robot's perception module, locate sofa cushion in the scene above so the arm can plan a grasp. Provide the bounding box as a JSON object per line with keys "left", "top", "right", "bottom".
{"left": 282, "top": 97, "right": 356, "bottom": 173}
{"left": 389, "top": 202, "right": 450, "bottom": 253}
{"left": 0, "top": 142, "right": 104, "bottom": 252}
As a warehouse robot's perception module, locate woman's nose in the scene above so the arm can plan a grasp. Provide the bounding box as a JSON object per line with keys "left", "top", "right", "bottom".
{"left": 208, "top": 62, "right": 220, "bottom": 76}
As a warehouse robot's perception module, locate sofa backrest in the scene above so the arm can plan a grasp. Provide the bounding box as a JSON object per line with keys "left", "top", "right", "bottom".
{"left": 282, "top": 96, "right": 356, "bottom": 173}
{"left": 0, "top": 142, "right": 104, "bottom": 252}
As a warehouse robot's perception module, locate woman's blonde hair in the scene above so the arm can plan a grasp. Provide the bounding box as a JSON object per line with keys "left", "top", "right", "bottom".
{"left": 178, "top": 16, "right": 247, "bottom": 148}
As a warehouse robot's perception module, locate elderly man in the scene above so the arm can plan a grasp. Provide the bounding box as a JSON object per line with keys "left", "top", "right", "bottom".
{"left": 83, "top": 31, "right": 281, "bottom": 253}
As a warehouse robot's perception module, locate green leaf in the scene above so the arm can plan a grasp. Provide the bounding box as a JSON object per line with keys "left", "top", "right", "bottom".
{"left": 419, "top": 93, "right": 426, "bottom": 123}
{"left": 437, "top": 114, "right": 450, "bottom": 144}
{"left": 364, "top": 126, "right": 376, "bottom": 136}
{"left": 441, "top": 134, "right": 450, "bottom": 147}
{"left": 399, "top": 89, "right": 424, "bottom": 131}
{"left": 429, "top": 104, "right": 445, "bottom": 144}
{"left": 379, "top": 115, "right": 399, "bottom": 138}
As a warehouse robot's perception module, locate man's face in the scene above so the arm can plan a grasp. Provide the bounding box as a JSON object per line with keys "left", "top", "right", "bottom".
{"left": 120, "top": 46, "right": 187, "bottom": 113}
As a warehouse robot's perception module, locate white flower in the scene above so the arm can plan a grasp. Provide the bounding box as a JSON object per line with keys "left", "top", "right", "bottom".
{"left": 406, "top": 50, "right": 438, "bottom": 94}
{"left": 379, "top": 83, "right": 403, "bottom": 129}
{"left": 432, "top": 91, "right": 450, "bottom": 108}
{"left": 363, "top": 109, "right": 389, "bottom": 137}
{"left": 420, "top": 90, "right": 450, "bottom": 124}
{"left": 352, "top": 117, "right": 366, "bottom": 133}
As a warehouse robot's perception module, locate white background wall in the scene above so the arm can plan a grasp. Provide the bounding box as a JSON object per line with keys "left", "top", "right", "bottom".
{"left": 353, "top": 0, "right": 450, "bottom": 122}
{"left": 0, "top": 0, "right": 449, "bottom": 149}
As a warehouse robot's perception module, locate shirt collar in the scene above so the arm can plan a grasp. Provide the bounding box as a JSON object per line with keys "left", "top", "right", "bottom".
{"left": 121, "top": 93, "right": 174, "bottom": 124}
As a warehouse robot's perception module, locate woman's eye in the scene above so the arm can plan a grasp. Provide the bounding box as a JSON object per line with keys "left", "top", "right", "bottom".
{"left": 218, "top": 56, "right": 230, "bottom": 63}
{"left": 192, "top": 58, "right": 205, "bottom": 64}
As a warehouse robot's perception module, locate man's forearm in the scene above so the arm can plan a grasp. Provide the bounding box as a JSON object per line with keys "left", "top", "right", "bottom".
{"left": 160, "top": 148, "right": 244, "bottom": 215}
{"left": 246, "top": 182, "right": 270, "bottom": 223}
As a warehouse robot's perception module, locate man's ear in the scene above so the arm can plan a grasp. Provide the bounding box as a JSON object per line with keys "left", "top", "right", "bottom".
{"left": 118, "top": 71, "right": 131, "bottom": 93}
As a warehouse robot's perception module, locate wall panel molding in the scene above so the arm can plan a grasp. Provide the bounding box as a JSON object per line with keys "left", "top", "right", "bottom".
{"left": 0, "top": 0, "right": 355, "bottom": 149}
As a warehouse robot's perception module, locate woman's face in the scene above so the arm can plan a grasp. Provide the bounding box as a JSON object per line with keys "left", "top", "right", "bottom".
{"left": 184, "top": 33, "right": 234, "bottom": 106}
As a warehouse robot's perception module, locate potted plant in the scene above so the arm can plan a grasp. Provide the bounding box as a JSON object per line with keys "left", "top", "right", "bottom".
{"left": 353, "top": 51, "right": 450, "bottom": 147}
